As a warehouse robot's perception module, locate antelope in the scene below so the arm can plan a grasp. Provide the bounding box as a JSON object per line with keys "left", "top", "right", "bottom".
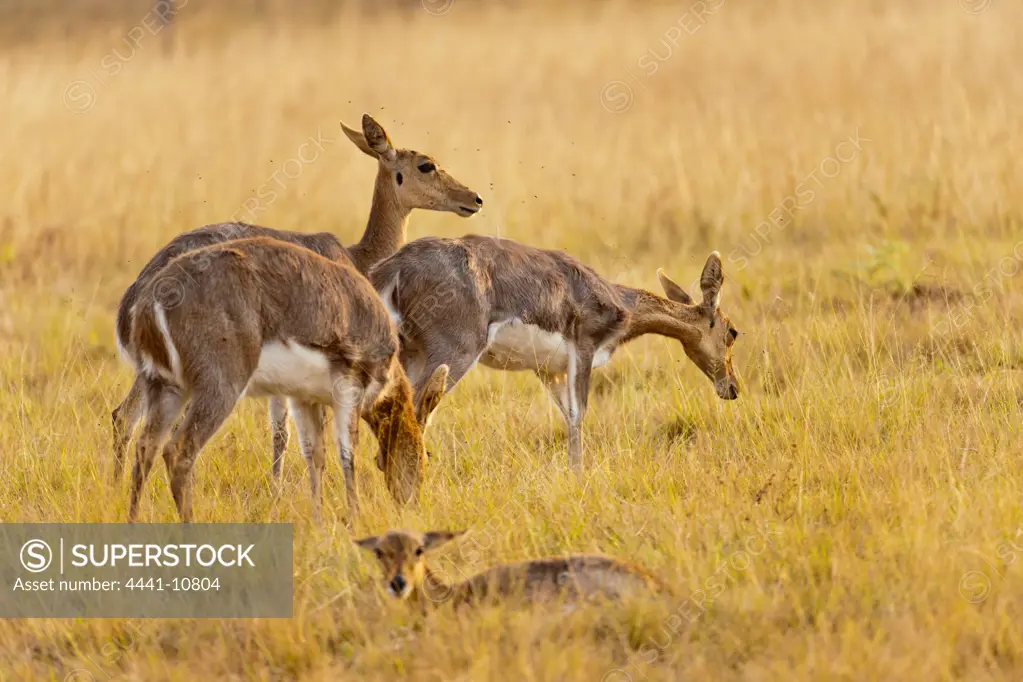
{"left": 354, "top": 529, "right": 663, "bottom": 609}
{"left": 370, "top": 238, "right": 740, "bottom": 468}
{"left": 125, "top": 237, "right": 438, "bottom": 522}
{"left": 112, "top": 113, "right": 482, "bottom": 482}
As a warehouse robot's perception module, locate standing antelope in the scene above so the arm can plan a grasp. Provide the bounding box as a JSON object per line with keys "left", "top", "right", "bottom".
{"left": 354, "top": 529, "right": 663, "bottom": 609}
{"left": 112, "top": 113, "right": 482, "bottom": 481}
{"left": 370, "top": 239, "right": 740, "bottom": 468}
{"left": 126, "top": 237, "right": 440, "bottom": 522}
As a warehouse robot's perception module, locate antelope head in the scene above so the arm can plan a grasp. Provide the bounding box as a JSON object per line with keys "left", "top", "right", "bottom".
{"left": 341, "top": 114, "right": 483, "bottom": 217}
{"left": 657, "top": 252, "right": 740, "bottom": 400}
{"left": 354, "top": 529, "right": 465, "bottom": 600}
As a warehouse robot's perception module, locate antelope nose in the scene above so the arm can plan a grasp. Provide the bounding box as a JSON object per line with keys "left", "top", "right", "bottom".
{"left": 474, "top": 194, "right": 483, "bottom": 206}
{"left": 390, "top": 575, "right": 407, "bottom": 593}
{"left": 726, "top": 383, "right": 739, "bottom": 400}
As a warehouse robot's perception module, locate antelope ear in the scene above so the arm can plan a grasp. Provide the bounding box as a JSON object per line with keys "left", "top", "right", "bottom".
{"left": 422, "top": 530, "right": 465, "bottom": 551}
{"left": 416, "top": 364, "right": 449, "bottom": 427}
{"left": 353, "top": 535, "right": 379, "bottom": 551}
{"left": 362, "top": 114, "right": 396, "bottom": 161}
{"left": 340, "top": 120, "right": 377, "bottom": 158}
{"left": 700, "top": 252, "right": 724, "bottom": 309}
{"left": 657, "top": 268, "right": 694, "bottom": 305}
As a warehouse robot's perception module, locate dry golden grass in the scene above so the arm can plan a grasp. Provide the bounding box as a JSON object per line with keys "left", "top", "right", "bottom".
{"left": 2, "top": 1, "right": 1023, "bottom": 679}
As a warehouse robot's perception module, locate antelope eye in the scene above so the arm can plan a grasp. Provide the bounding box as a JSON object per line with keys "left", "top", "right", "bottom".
{"left": 415, "top": 547, "right": 424, "bottom": 557}
{"left": 375, "top": 548, "right": 383, "bottom": 559}
{"left": 417, "top": 162, "right": 435, "bottom": 173}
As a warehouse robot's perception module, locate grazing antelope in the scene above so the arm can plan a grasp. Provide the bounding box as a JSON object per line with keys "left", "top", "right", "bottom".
{"left": 354, "top": 529, "right": 662, "bottom": 609}
{"left": 126, "top": 237, "right": 438, "bottom": 523}
{"left": 112, "top": 113, "right": 482, "bottom": 481}
{"left": 370, "top": 238, "right": 740, "bottom": 468}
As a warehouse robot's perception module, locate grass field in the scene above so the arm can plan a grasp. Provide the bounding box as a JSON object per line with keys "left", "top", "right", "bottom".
{"left": 1, "top": 0, "right": 1023, "bottom": 679}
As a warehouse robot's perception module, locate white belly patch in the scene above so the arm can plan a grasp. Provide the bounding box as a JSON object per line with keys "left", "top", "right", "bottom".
{"left": 245, "top": 341, "right": 334, "bottom": 401}
{"left": 479, "top": 319, "right": 617, "bottom": 373}
{"left": 592, "top": 345, "right": 613, "bottom": 368}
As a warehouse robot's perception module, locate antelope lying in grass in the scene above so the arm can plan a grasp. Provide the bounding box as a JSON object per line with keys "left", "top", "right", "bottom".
{"left": 370, "top": 239, "right": 740, "bottom": 467}
{"left": 112, "top": 113, "right": 481, "bottom": 481}
{"left": 355, "top": 529, "right": 662, "bottom": 609}
{"left": 126, "top": 237, "right": 431, "bottom": 522}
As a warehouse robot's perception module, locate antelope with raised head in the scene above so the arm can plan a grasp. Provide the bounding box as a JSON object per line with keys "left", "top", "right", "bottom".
{"left": 125, "top": 237, "right": 442, "bottom": 523}
{"left": 370, "top": 238, "right": 740, "bottom": 468}
{"left": 112, "top": 114, "right": 481, "bottom": 481}
{"left": 354, "top": 529, "right": 663, "bottom": 609}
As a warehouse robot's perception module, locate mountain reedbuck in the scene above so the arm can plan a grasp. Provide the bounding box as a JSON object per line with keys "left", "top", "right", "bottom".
{"left": 126, "top": 237, "right": 439, "bottom": 522}
{"left": 112, "top": 113, "right": 481, "bottom": 482}
{"left": 370, "top": 238, "right": 740, "bottom": 467}
{"left": 355, "top": 529, "right": 663, "bottom": 609}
